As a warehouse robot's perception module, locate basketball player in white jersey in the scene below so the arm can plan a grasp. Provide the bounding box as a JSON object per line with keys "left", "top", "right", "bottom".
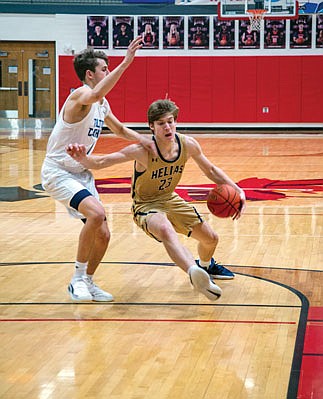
{"left": 66, "top": 99, "right": 246, "bottom": 301}
{"left": 41, "top": 37, "right": 156, "bottom": 302}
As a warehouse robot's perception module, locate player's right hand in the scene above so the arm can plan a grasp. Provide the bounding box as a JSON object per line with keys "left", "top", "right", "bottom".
{"left": 66, "top": 143, "right": 87, "bottom": 161}
{"left": 124, "top": 36, "right": 143, "bottom": 65}
{"left": 232, "top": 189, "right": 246, "bottom": 220}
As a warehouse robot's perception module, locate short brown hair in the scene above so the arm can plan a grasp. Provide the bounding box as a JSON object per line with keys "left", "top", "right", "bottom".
{"left": 73, "top": 49, "right": 109, "bottom": 82}
{"left": 147, "top": 99, "right": 179, "bottom": 125}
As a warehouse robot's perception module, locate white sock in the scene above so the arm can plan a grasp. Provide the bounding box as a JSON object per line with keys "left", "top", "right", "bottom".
{"left": 199, "top": 260, "right": 211, "bottom": 268}
{"left": 73, "top": 261, "right": 88, "bottom": 279}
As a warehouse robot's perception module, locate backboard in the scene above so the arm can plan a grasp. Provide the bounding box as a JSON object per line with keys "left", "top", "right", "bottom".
{"left": 218, "top": 0, "right": 298, "bottom": 18}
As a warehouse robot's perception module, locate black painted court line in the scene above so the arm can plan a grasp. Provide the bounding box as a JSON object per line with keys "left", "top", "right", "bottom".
{"left": 0, "top": 301, "right": 302, "bottom": 307}
{"left": 239, "top": 272, "right": 309, "bottom": 399}
{"left": 0, "top": 318, "right": 296, "bottom": 324}
{"left": 0, "top": 260, "right": 309, "bottom": 398}
{"left": 1, "top": 260, "right": 323, "bottom": 274}
{"left": 303, "top": 353, "right": 323, "bottom": 356}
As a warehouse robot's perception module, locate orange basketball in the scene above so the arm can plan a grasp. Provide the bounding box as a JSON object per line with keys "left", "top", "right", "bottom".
{"left": 207, "top": 184, "right": 241, "bottom": 218}
{"left": 220, "top": 39, "right": 227, "bottom": 46}
{"left": 296, "top": 37, "right": 304, "bottom": 44}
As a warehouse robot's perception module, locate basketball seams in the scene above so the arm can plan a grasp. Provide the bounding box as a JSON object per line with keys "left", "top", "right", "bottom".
{"left": 219, "top": 198, "right": 239, "bottom": 215}
{"left": 217, "top": 186, "right": 237, "bottom": 204}
{"left": 217, "top": 201, "right": 235, "bottom": 216}
{"left": 207, "top": 184, "right": 241, "bottom": 218}
{"left": 225, "top": 188, "right": 241, "bottom": 211}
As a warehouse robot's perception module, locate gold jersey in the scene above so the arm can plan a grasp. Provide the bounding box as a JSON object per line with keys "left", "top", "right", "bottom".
{"left": 132, "top": 133, "right": 188, "bottom": 204}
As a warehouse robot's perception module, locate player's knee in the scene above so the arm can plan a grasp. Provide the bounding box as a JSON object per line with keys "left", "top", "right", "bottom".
{"left": 206, "top": 230, "right": 219, "bottom": 247}
{"left": 212, "top": 231, "right": 219, "bottom": 244}
{"left": 155, "top": 220, "right": 174, "bottom": 242}
{"left": 88, "top": 209, "right": 106, "bottom": 227}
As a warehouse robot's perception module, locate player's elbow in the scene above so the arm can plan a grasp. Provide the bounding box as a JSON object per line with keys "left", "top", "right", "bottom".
{"left": 90, "top": 90, "right": 104, "bottom": 103}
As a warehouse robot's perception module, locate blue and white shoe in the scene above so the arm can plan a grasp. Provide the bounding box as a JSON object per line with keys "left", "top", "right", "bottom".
{"left": 68, "top": 276, "right": 114, "bottom": 302}
{"left": 196, "top": 258, "right": 235, "bottom": 280}
{"left": 83, "top": 276, "right": 114, "bottom": 302}
{"left": 68, "top": 277, "right": 92, "bottom": 301}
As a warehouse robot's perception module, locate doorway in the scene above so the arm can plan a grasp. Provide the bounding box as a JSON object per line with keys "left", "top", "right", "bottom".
{"left": 0, "top": 41, "right": 55, "bottom": 130}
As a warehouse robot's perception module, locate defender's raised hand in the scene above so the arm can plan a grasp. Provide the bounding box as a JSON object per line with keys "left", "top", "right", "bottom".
{"left": 123, "top": 36, "right": 143, "bottom": 66}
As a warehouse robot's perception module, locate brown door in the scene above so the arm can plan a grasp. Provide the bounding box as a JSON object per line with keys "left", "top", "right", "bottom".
{"left": 0, "top": 42, "right": 55, "bottom": 128}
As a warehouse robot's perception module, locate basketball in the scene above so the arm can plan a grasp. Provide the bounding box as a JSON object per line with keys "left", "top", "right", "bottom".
{"left": 296, "top": 37, "right": 304, "bottom": 44}
{"left": 207, "top": 184, "right": 241, "bottom": 218}
{"left": 220, "top": 39, "right": 227, "bottom": 46}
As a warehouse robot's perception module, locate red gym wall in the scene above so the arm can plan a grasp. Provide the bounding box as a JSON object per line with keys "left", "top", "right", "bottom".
{"left": 59, "top": 55, "right": 323, "bottom": 125}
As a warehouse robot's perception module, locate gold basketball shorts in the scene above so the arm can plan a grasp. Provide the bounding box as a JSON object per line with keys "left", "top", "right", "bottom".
{"left": 132, "top": 193, "right": 204, "bottom": 240}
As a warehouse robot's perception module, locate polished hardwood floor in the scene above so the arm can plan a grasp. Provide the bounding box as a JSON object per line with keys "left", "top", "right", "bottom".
{"left": 0, "top": 131, "right": 322, "bottom": 399}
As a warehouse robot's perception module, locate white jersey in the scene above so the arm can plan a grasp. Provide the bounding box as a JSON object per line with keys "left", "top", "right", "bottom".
{"left": 44, "top": 87, "right": 110, "bottom": 173}
{"left": 41, "top": 88, "right": 110, "bottom": 218}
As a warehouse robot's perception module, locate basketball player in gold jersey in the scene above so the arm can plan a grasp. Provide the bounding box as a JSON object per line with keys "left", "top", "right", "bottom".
{"left": 66, "top": 99, "right": 246, "bottom": 301}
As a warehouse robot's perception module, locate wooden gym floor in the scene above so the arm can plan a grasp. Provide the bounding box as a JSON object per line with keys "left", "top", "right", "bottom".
{"left": 0, "top": 130, "right": 322, "bottom": 399}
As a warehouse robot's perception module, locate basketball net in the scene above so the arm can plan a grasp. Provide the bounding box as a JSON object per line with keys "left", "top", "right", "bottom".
{"left": 246, "top": 9, "right": 267, "bottom": 31}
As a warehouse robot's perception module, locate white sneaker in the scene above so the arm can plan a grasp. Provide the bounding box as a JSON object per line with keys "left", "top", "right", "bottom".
{"left": 189, "top": 266, "right": 222, "bottom": 301}
{"left": 83, "top": 276, "right": 114, "bottom": 302}
{"left": 68, "top": 278, "right": 92, "bottom": 301}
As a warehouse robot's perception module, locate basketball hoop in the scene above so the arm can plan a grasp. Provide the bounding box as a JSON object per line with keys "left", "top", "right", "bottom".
{"left": 246, "top": 9, "right": 267, "bottom": 31}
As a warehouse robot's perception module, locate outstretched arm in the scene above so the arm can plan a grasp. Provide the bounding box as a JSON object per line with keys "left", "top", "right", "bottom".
{"left": 104, "top": 110, "right": 157, "bottom": 156}
{"left": 63, "top": 37, "right": 144, "bottom": 125}
{"left": 73, "top": 36, "right": 143, "bottom": 106}
{"left": 66, "top": 143, "right": 148, "bottom": 170}
{"left": 186, "top": 136, "right": 246, "bottom": 219}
